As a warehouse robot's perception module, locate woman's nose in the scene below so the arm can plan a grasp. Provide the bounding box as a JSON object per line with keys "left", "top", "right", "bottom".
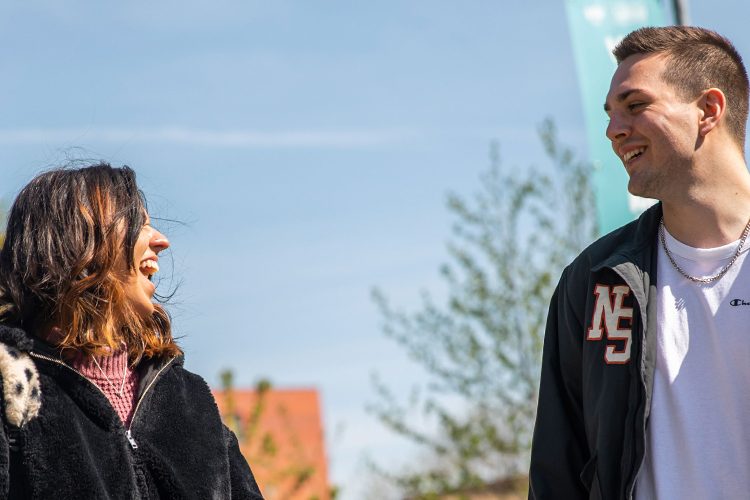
{"left": 151, "top": 229, "right": 170, "bottom": 253}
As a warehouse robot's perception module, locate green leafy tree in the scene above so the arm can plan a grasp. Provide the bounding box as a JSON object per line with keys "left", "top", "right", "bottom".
{"left": 369, "top": 119, "right": 596, "bottom": 498}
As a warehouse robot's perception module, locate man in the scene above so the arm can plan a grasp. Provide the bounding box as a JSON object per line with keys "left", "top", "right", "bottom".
{"left": 529, "top": 26, "right": 750, "bottom": 499}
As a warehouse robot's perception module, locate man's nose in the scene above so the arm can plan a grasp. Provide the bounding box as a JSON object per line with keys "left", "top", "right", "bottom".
{"left": 606, "top": 114, "right": 630, "bottom": 143}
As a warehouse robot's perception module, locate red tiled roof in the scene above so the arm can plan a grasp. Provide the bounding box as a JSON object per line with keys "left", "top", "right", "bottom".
{"left": 212, "top": 387, "right": 330, "bottom": 500}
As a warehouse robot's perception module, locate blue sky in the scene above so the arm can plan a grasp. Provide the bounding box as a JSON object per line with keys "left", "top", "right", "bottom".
{"left": 1, "top": 1, "right": 748, "bottom": 498}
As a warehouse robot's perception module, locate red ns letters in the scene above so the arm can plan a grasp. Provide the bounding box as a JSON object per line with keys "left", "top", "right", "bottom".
{"left": 587, "top": 284, "right": 633, "bottom": 364}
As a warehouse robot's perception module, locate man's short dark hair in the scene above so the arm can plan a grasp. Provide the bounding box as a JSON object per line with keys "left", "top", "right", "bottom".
{"left": 614, "top": 26, "right": 749, "bottom": 149}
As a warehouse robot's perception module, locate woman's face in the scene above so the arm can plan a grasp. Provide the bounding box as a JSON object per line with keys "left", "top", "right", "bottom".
{"left": 123, "top": 213, "right": 169, "bottom": 318}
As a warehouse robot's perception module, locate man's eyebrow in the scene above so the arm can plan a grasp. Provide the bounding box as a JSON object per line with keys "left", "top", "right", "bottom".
{"left": 603, "top": 89, "right": 645, "bottom": 112}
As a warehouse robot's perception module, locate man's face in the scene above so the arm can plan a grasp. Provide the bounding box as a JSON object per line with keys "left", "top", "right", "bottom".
{"left": 604, "top": 53, "right": 700, "bottom": 200}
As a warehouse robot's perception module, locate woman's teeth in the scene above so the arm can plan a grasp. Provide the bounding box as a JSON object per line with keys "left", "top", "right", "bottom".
{"left": 140, "top": 260, "right": 159, "bottom": 279}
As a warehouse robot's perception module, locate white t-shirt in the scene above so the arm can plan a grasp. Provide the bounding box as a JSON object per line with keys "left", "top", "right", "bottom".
{"left": 636, "top": 227, "right": 750, "bottom": 499}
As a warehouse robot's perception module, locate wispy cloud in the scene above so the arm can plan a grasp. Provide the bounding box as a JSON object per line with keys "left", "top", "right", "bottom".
{"left": 0, "top": 127, "right": 412, "bottom": 149}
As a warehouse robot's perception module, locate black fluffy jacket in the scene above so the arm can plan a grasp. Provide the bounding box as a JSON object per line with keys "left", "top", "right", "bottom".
{"left": 0, "top": 324, "right": 264, "bottom": 499}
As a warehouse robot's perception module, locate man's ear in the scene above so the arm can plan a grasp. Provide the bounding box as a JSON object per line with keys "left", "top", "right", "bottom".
{"left": 698, "top": 88, "right": 726, "bottom": 136}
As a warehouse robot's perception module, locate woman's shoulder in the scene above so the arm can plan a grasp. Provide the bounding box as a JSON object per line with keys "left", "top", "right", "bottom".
{"left": 148, "top": 356, "right": 217, "bottom": 401}
{"left": 170, "top": 362, "right": 212, "bottom": 391}
{"left": 137, "top": 356, "right": 226, "bottom": 434}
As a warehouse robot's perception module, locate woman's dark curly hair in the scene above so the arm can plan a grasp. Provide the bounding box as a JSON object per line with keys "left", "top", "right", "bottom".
{"left": 0, "top": 163, "right": 181, "bottom": 362}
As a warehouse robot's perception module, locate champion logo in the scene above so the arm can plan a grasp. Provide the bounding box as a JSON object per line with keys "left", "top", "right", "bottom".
{"left": 730, "top": 298, "right": 750, "bottom": 306}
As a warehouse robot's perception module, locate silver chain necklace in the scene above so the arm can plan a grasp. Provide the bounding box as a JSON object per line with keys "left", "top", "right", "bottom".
{"left": 659, "top": 216, "right": 750, "bottom": 284}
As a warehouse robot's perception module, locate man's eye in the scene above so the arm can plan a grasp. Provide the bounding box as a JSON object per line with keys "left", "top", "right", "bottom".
{"left": 628, "top": 102, "right": 644, "bottom": 111}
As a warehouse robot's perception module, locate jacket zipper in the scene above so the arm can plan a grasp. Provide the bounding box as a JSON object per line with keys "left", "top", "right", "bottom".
{"left": 126, "top": 357, "right": 175, "bottom": 449}
{"left": 608, "top": 268, "right": 649, "bottom": 500}
{"left": 625, "top": 309, "right": 646, "bottom": 500}
{"left": 29, "top": 351, "right": 175, "bottom": 451}
{"left": 29, "top": 351, "right": 110, "bottom": 400}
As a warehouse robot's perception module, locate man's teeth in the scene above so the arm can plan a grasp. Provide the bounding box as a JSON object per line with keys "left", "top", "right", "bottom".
{"left": 623, "top": 147, "right": 646, "bottom": 163}
{"left": 140, "top": 260, "right": 159, "bottom": 277}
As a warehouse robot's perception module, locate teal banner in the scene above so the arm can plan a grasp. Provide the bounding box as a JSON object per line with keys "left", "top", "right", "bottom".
{"left": 565, "top": 0, "right": 671, "bottom": 234}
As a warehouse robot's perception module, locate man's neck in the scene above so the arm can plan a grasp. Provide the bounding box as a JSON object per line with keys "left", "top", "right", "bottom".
{"left": 659, "top": 135, "right": 750, "bottom": 248}
{"left": 662, "top": 163, "right": 750, "bottom": 248}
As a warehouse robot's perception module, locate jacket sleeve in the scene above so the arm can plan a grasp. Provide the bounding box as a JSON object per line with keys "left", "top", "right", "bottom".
{"left": 529, "top": 268, "right": 589, "bottom": 499}
{"left": 223, "top": 424, "right": 265, "bottom": 499}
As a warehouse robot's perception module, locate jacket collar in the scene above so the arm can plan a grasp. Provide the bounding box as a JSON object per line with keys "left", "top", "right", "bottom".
{"left": 0, "top": 324, "right": 85, "bottom": 359}
{"left": 592, "top": 202, "right": 662, "bottom": 273}
{"left": 0, "top": 324, "right": 36, "bottom": 352}
{"left": 0, "top": 324, "right": 184, "bottom": 368}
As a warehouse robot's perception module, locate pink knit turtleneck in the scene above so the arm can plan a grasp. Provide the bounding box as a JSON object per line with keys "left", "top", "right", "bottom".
{"left": 72, "top": 348, "right": 140, "bottom": 427}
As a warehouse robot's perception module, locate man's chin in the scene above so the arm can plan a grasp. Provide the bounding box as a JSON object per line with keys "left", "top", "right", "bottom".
{"left": 627, "top": 183, "right": 642, "bottom": 198}
{"left": 627, "top": 177, "right": 651, "bottom": 199}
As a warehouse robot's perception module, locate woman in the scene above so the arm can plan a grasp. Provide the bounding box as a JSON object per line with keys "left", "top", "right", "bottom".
{"left": 0, "top": 164, "right": 263, "bottom": 499}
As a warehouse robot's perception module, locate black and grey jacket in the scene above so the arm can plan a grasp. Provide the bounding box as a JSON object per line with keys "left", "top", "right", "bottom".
{"left": 0, "top": 324, "right": 264, "bottom": 499}
{"left": 529, "top": 204, "right": 661, "bottom": 500}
